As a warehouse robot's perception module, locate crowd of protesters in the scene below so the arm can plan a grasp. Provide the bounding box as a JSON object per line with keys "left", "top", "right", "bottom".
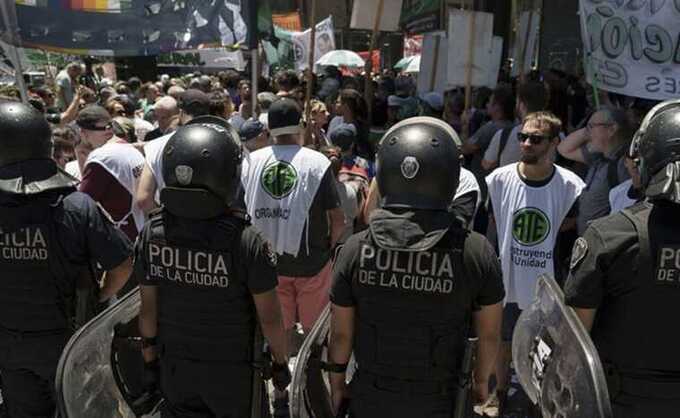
{"left": 0, "top": 58, "right": 659, "bottom": 417}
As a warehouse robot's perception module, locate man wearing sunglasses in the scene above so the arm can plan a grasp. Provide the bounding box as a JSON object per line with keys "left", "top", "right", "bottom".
{"left": 76, "top": 105, "right": 146, "bottom": 246}
{"left": 486, "top": 111, "right": 585, "bottom": 413}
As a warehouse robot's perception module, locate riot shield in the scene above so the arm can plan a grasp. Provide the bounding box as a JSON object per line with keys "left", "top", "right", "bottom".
{"left": 55, "top": 288, "right": 160, "bottom": 418}
{"left": 512, "top": 275, "right": 612, "bottom": 418}
{"left": 290, "top": 305, "right": 355, "bottom": 418}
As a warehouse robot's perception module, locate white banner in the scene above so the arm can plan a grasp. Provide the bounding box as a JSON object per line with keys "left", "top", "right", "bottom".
{"left": 511, "top": 11, "right": 539, "bottom": 77}
{"left": 487, "top": 36, "right": 504, "bottom": 89}
{"left": 292, "top": 17, "right": 336, "bottom": 71}
{"left": 580, "top": 0, "right": 680, "bottom": 100}
{"left": 447, "top": 10, "right": 495, "bottom": 88}
{"left": 350, "top": 0, "right": 403, "bottom": 32}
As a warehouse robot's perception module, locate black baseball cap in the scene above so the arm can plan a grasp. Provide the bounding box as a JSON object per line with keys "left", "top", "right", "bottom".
{"left": 268, "top": 98, "right": 302, "bottom": 137}
{"left": 240, "top": 118, "right": 266, "bottom": 142}
{"left": 179, "top": 89, "right": 210, "bottom": 116}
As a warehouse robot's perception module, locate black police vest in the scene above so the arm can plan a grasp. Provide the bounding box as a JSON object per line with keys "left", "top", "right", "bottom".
{"left": 146, "top": 211, "right": 256, "bottom": 363}
{"left": 594, "top": 203, "right": 680, "bottom": 389}
{"left": 0, "top": 193, "right": 73, "bottom": 332}
{"left": 352, "top": 228, "right": 471, "bottom": 382}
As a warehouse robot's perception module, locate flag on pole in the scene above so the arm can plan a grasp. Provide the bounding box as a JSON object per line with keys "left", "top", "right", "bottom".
{"left": 60, "top": 0, "right": 133, "bottom": 13}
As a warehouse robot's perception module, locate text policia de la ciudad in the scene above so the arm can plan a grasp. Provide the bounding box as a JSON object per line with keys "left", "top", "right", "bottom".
{"left": 148, "top": 243, "right": 229, "bottom": 288}
{"left": 584, "top": 0, "right": 680, "bottom": 95}
{"left": 357, "top": 245, "right": 455, "bottom": 294}
{"left": 0, "top": 227, "right": 49, "bottom": 261}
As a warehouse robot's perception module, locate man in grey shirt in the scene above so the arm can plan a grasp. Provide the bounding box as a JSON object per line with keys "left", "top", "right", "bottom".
{"left": 482, "top": 81, "right": 548, "bottom": 171}
{"left": 557, "top": 106, "right": 632, "bottom": 234}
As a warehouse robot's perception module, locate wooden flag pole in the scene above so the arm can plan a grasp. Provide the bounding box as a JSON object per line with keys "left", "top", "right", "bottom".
{"left": 304, "top": 0, "right": 317, "bottom": 146}
{"left": 462, "top": 10, "right": 477, "bottom": 140}
{"left": 518, "top": 6, "right": 535, "bottom": 81}
{"left": 364, "top": 0, "right": 385, "bottom": 128}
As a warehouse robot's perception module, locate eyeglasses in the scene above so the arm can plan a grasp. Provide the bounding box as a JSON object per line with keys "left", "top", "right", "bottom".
{"left": 586, "top": 122, "right": 612, "bottom": 131}
{"left": 517, "top": 132, "right": 551, "bottom": 145}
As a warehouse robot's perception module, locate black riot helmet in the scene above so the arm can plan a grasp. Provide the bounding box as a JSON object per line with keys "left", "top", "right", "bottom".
{"left": 630, "top": 99, "right": 680, "bottom": 204}
{"left": 161, "top": 118, "right": 243, "bottom": 219}
{"left": 0, "top": 100, "right": 52, "bottom": 167}
{"left": 376, "top": 116, "right": 462, "bottom": 210}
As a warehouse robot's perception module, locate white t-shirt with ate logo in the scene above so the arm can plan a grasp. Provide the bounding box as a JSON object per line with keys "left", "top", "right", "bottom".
{"left": 486, "top": 163, "right": 585, "bottom": 309}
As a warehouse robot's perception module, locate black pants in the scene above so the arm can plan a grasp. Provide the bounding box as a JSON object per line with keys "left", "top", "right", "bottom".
{"left": 160, "top": 356, "right": 253, "bottom": 418}
{"left": 349, "top": 373, "right": 460, "bottom": 418}
{"left": 0, "top": 332, "right": 69, "bottom": 418}
{"left": 611, "top": 393, "right": 680, "bottom": 418}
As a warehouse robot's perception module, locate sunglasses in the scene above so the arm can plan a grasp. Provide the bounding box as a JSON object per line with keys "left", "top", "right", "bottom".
{"left": 517, "top": 132, "right": 551, "bottom": 145}
{"left": 78, "top": 123, "right": 111, "bottom": 131}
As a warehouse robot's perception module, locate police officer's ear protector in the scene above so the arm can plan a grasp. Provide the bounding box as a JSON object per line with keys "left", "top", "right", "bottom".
{"left": 629, "top": 99, "right": 680, "bottom": 162}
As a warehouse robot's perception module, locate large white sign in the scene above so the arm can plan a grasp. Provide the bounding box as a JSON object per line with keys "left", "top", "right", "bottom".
{"left": 292, "top": 17, "right": 336, "bottom": 71}
{"left": 447, "top": 10, "right": 495, "bottom": 88}
{"left": 417, "top": 31, "right": 448, "bottom": 94}
{"left": 350, "top": 0, "right": 403, "bottom": 32}
{"left": 580, "top": 0, "right": 680, "bottom": 100}
{"left": 157, "top": 48, "right": 246, "bottom": 71}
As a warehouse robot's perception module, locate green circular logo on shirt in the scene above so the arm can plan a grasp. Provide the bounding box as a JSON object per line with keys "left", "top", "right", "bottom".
{"left": 512, "top": 207, "right": 551, "bottom": 246}
{"left": 261, "top": 161, "right": 298, "bottom": 199}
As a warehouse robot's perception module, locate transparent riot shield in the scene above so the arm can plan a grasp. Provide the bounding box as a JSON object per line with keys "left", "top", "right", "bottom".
{"left": 290, "top": 305, "right": 354, "bottom": 418}
{"left": 512, "top": 275, "right": 612, "bottom": 418}
{"left": 55, "top": 288, "right": 160, "bottom": 418}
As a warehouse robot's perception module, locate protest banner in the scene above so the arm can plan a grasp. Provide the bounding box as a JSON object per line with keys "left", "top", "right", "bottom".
{"left": 291, "top": 17, "right": 335, "bottom": 71}
{"left": 511, "top": 10, "right": 539, "bottom": 77}
{"left": 400, "top": 0, "right": 443, "bottom": 34}
{"left": 157, "top": 48, "right": 246, "bottom": 71}
{"left": 579, "top": 0, "right": 680, "bottom": 100}
{"left": 2, "top": 0, "right": 271, "bottom": 56}
{"left": 351, "top": 0, "right": 403, "bottom": 32}
{"left": 447, "top": 10, "right": 494, "bottom": 88}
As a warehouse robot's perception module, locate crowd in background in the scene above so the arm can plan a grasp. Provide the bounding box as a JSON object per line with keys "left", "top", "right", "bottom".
{"left": 0, "top": 59, "right": 661, "bottom": 415}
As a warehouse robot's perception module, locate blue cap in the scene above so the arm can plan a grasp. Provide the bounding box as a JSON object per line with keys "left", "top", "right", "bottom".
{"left": 239, "top": 118, "right": 266, "bottom": 142}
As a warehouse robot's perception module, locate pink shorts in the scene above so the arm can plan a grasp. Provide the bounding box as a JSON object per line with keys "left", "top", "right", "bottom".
{"left": 277, "top": 262, "right": 332, "bottom": 331}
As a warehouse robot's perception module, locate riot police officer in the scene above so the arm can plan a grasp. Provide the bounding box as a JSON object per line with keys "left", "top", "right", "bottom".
{"left": 565, "top": 99, "right": 680, "bottom": 416}
{"left": 328, "top": 117, "right": 504, "bottom": 417}
{"left": 136, "top": 119, "right": 291, "bottom": 417}
{"left": 0, "top": 100, "right": 133, "bottom": 417}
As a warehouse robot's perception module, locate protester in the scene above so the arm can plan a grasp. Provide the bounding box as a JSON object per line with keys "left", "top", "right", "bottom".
{"left": 76, "top": 105, "right": 146, "bottom": 243}
{"left": 557, "top": 106, "right": 633, "bottom": 234}
{"left": 486, "top": 111, "right": 584, "bottom": 413}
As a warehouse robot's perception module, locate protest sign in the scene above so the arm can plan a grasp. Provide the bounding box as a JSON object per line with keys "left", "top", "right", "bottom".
{"left": 580, "top": 0, "right": 680, "bottom": 100}
{"left": 351, "top": 0, "right": 403, "bottom": 32}
{"left": 511, "top": 10, "right": 539, "bottom": 77}
{"left": 417, "top": 31, "right": 447, "bottom": 94}
{"left": 447, "top": 10, "right": 494, "bottom": 88}
{"left": 291, "top": 17, "right": 335, "bottom": 71}
{"left": 487, "top": 36, "right": 504, "bottom": 88}
{"left": 404, "top": 35, "right": 423, "bottom": 57}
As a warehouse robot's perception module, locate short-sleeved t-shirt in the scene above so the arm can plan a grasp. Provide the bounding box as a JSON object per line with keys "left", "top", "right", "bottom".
{"left": 277, "top": 167, "right": 342, "bottom": 277}
{"left": 469, "top": 119, "right": 514, "bottom": 178}
{"left": 144, "top": 132, "right": 174, "bottom": 190}
{"left": 135, "top": 218, "right": 278, "bottom": 296}
{"left": 483, "top": 125, "right": 522, "bottom": 168}
{"left": 330, "top": 227, "right": 505, "bottom": 308}
{"left": 577, "top": 144, "right": 630, "bottom": 234}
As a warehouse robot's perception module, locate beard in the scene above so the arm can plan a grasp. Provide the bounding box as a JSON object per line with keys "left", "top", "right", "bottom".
{"left": 520, "top": 153, "right": 540, "bottom": 164}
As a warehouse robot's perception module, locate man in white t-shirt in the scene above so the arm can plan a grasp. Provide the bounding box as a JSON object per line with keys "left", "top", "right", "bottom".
{"left": 135, "top": 89, "right": 211, "bottom": 214}
{"left": 486, "top": 111, "right": 585, "bottom": 410}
